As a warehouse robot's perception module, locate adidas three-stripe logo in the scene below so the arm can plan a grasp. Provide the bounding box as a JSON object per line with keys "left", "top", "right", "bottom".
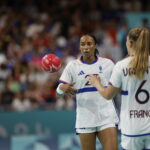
{"left": 78, "top": 70, "right": 85, "bottom": 75}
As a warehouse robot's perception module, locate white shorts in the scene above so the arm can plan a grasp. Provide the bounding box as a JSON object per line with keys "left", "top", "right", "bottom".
{"left": 121, "top": 134, "right": 150, "bottom": 150}
{"left": 76, "top": 123, "right": 116, "bottom": 134}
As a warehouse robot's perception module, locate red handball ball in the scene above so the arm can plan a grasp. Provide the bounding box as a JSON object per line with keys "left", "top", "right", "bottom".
{"left": 41, "top": 54, "right": 61, "bottom": 73}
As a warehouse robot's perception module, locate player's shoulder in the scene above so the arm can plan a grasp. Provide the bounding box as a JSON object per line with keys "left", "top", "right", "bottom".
{"left": 98, "top": 57, "right": 115, "bottom": 65}
{"left": 65, "top": 59, "right": 80, "bottom": 67}
{"left": 116, "top": 56, "right": 131, "bottom": 67}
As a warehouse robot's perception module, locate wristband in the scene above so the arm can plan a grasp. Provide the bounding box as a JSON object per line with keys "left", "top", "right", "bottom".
{"left": 56, "top": 84, "right": 64, "bottom": 94}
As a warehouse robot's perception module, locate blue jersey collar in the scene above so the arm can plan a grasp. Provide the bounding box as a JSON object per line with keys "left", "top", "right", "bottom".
{"left": 80, "top": 56, "right": 98, "bottom": 65}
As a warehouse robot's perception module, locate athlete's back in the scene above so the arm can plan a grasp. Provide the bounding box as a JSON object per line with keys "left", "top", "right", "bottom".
{"left": 110, "top": 56, "right": 150, "bottom": 135}
{"left": 89, "top": 27, "right": 150, "bottom": 150}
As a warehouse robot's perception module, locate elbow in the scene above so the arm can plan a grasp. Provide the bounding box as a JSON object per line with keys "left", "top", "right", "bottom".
{"left": 105, "top": 95, "right": 113, "bottom": 100}
{"left": 103, "top": 93, "right": 113, "bottom": 100}
{"left": 98, "top": 87, "right": 115, "bottom": 100}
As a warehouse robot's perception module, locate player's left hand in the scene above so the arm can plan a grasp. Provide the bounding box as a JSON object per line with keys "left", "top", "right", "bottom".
{"left": 89, "top": 75, "right": 101, "bottom": 87}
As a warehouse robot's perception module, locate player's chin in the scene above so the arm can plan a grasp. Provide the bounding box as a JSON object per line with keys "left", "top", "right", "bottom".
{"left": 83, "top": 52, "right": 90, "bottom": 57}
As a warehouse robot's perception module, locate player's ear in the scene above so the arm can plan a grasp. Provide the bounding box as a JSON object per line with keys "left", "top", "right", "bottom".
{"left": 129, "top": 40, "right": 133, "bottom": 48}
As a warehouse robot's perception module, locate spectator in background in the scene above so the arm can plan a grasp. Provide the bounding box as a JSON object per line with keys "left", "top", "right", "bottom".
{"left": 0, "top": 79, "right": 14, "bottom": 111}
{"left": 11, "top": 91, "right": 34, "bottom": 112}
{"left": 117, "top": 23, "right": 129, "bottom": 57}
{"left": 141, "top": 18, "right": 150, "bottom": 29}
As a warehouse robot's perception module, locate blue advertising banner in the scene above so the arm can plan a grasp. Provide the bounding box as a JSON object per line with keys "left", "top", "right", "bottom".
{"left": 11, "top": 134, "right": 102, "bottom": 150}
{"left": 11, "top": 134, "right": 122, "bottom": 150}
{"left": 0, "top": 110, "right": 76, "bottom": 137}
{"left": 0, "top": 137, "right": 10, "bottom": 150}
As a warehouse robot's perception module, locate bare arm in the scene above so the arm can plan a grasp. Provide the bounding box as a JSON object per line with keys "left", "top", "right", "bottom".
{"left": 56, "top": 83, "right": 77, "bottom": 98}
{"left": 89, "top": 75, "right": 120, "bottom": 100}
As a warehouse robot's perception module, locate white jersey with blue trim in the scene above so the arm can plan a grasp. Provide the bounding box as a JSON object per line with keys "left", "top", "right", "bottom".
{"left": 59, "top": 57, "right": 118, "bottom": 128}
{"left": 109, "top": 56, "right": 150, "bottom": 136}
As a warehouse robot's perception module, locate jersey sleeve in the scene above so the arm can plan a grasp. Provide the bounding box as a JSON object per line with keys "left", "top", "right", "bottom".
{"left": 109, "top": 62, "right": 122, "bottom": 88}
{"left": 59, "top": 62, "right": 73, "bottom": 84}
{"left": 107, "top": 60, "right": 115, "bottom": 79}
{"left": 103, "top": 59, "right": 115, "bottom": 82}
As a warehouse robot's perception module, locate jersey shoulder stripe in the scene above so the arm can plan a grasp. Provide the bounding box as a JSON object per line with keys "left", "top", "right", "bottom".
{"left": 121, "top": 90, "right": 128, "bottom": 95}
{"left": 59, "top": 80, "right": 68, "bottom": 84}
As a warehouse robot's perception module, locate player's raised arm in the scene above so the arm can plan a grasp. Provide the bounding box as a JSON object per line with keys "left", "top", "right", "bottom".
{"left": 89, "top": 75, "right": 119, "bottom": 100}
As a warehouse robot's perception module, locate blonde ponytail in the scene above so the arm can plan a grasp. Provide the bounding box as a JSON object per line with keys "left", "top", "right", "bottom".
{"left": 128, "top": 28, "right": 150, "bottom": 79}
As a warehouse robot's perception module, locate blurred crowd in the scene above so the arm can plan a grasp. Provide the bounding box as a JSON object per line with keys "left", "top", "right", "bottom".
{"left": 0, "top": 0, "right": 149, "bottom": 112}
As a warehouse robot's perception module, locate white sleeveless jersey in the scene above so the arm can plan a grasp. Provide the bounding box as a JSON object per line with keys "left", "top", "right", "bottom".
{"left": 59, "top": 57, "right": 118, "bottom": 128}
{"left": 110, "top": 56, "right": 150, "bottom": 136}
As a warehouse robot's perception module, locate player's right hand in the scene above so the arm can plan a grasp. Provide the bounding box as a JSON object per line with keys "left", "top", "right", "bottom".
{"left": 89, "top": 74, "right": 101, "bottom": 88}
{"left": 59, "top": 83, "right": 77, "bottom": 95}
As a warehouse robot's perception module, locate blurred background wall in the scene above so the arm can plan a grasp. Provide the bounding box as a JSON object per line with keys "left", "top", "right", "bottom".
{"left": 0, "top": 0, "right": 149, "bottom": 149}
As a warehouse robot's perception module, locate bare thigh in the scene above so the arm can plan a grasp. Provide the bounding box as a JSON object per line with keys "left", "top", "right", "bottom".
{"left": 79, "top": 132, "right": 97, "bottom": 150}
{"left": 97, "top": 127, "right": 118, "bottom": 150}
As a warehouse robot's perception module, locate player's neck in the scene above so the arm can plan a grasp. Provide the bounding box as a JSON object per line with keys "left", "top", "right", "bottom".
{"left": 82, "top": 56, "right": 96, "bottom": 63}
